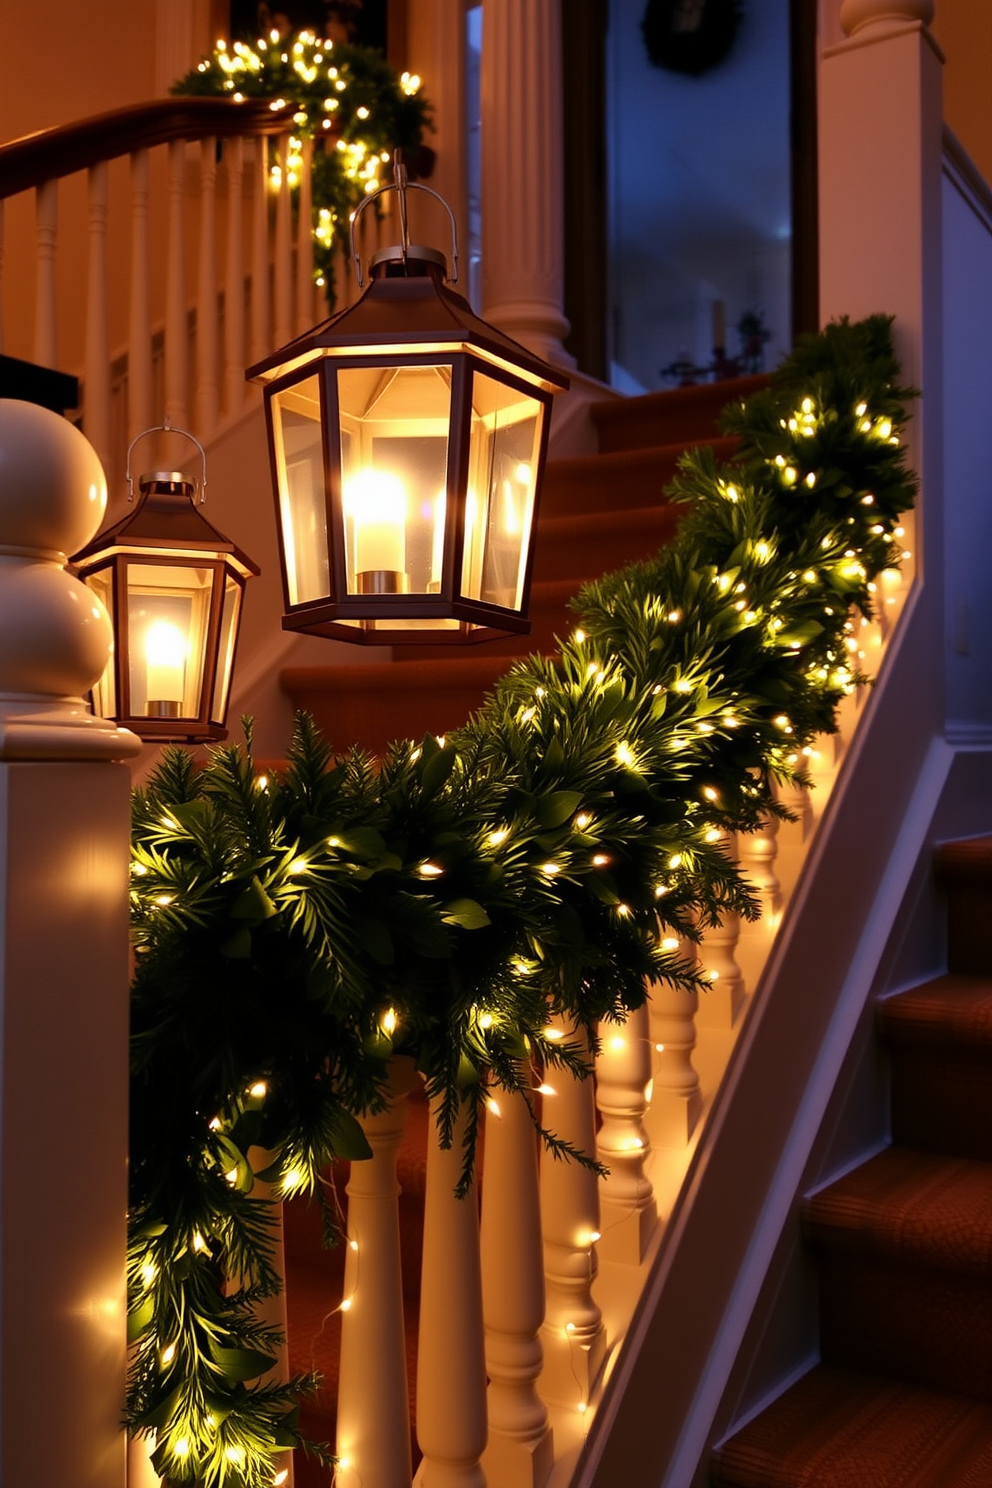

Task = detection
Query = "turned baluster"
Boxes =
[539,1017,605,1411]
[34,178,58,370]
[336,1059,416,1488]
[596,1003,657,1264]
[480,1081,553,1488]
[416,1090,487,1488]
[165,138,188,429]
[250,137,270,366]
[735,814,782,992]
[196,137,219,436]
[85,161,111,474]
[295,136,314,337]
[696,833,745,1029]
[223,136,246,421]
[274,133,292,349]
[646,950,703,1148]
[128,149,153,441]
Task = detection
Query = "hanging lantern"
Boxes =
[71,425,259,742]
[247,155,568,644]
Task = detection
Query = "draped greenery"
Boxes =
[126,316,917,1486]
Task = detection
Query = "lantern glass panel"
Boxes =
[271,375,329,605]
[210,574,243,724]
[463,373,543,611]
[337,363,451,596]
[126,563,212,718]
[85,565,117,719]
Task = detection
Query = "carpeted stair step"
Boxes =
[591,373,767,453]
[935,836,992,976]
[804,1146,992,1399]
[527,501,681,585]
[537,436,738,518]
[711,1365,992,1488]
[879,976,992,1162]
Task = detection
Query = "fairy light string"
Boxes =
[127,315,917,1484]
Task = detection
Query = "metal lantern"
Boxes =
[247,157,568,644]
[71,426,259,742]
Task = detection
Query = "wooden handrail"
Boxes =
[0,97,296,200]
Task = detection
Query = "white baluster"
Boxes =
[336,1059,415,1488]
[734,814,782,992]
[595,1004,657,1264]
[165,138,188,429]
[127,1429,160,1485]
[480,1081,553,1488]
[539,1017,605,1412]
[246,1171,294,1488]
[196,137,219,437]
[646,964,702,1147]
[34,178,58,370]
[224,136,245,420]
[695,833,746,1029]
[251,138,271,365]
[295,135,314,337]
[128,149,153,442]
[274,133,292,349]
[416,1091,487,1488]
[85,161,111,475]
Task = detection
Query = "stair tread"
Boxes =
[935,836,992,884]
[713,1365,992,1488]
[805,1146,992,1275]
[282,654,511,692]
[589,374,768,452]
[546,433,738,479]
[878,974,992,1050]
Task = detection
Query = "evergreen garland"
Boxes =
[127,316,917,1486]
[172,30,431,301]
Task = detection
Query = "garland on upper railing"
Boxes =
[126,316,917,1487]
[172,30,431,302]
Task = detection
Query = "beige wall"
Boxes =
[932,0,992,185]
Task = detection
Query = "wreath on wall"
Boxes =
[126,317,917,1487]
[641,0,744,76]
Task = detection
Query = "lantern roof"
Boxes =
[246,256,570,396]
[73,474,259,578]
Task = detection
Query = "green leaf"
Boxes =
[127,1292,155,1343]
[219,926,252,959]
[329,826,388,860]
[208,1342,278,1382]
[231,876,279,922]
[441,898,491,930]
[585,874,621,906]
[329,1108,373,1161]
[536,790,584,829]
[420,743,457,798]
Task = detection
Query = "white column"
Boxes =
[595,1005,657,1264]
[165,139,189,429]
[646,972,702,1149]
[336,1059,416,1488]
[480,0,573,367]
[128,149,154,443]
[695,835,745,1029]
[0,400,140,1488]
[734,816,782,993]
[415,1092,487,1488]
[539,1019,605,1412]
[224,137,246,420]
[34,179,58,370]
[196,137,219,436]
[480,1084,553,1488]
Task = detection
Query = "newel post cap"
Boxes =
[0,400,140,760]
[839,0,935,37]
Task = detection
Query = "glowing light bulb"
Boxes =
[144,618,187,710]
[249,1081,267,1098]
[339,1297,353,1312]
[345,468,407,575]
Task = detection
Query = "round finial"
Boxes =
[0,399,107,559]
[840,0,935,37]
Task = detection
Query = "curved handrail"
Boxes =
[0,97,297,199]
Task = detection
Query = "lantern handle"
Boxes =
[351,148,459,289]
[125,419,208,505]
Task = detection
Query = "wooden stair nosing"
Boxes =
[934,836,992,885]
[589,373,769,453]
[877,975,992,1052]
[538,435,739,516]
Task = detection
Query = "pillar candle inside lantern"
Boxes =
[145,618,187,707]
[347,468,408,574]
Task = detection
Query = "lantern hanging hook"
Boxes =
[350,148,459,288]
[125,419,208,505]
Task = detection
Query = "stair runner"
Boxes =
[279,375,765,1479]
[712,837,992,1488]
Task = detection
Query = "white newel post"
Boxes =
[336,1058,417,1488]
[595,1005,657,1264]
[480,0,573,368]
[416,1090,487,1488]
[539,1019,605,1411]
[480,1083,553,1488]
[0,400,140,1487]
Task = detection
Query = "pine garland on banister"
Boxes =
[127,316,917,1486]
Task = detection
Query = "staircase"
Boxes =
[280,375,766,755]
[712,837,992,1488]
